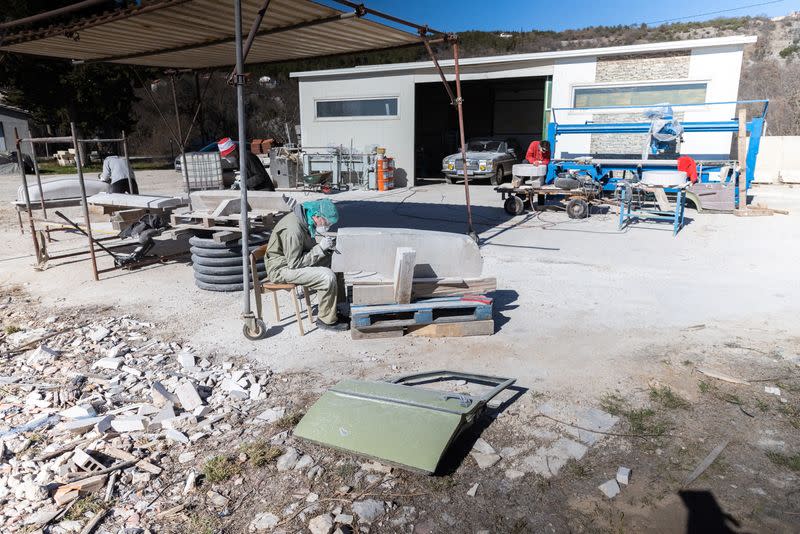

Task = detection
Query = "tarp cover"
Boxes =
[0,0,421,68]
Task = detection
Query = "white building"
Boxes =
[291,35,755,187]
[0,100,33,156]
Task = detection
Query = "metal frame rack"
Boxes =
[617,183,687,236]
[14,125,176,280]
[544,100,768,211]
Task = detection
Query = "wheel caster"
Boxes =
[503,195,525,215]
[242,319,268,340]
[566,198,589,219]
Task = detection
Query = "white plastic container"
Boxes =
[641,170,687,187]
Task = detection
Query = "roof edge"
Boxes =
[290,35,757,78]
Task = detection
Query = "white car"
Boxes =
[441,138,521,185]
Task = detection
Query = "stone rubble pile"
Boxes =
[0,312,277,532]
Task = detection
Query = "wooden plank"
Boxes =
[392,247,416,304]
[212,231,240,243]
[350,277,497,305]
[351,327,404,340]
[737,109,747,212]
[407,319,495,338]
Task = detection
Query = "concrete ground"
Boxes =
[1,170,799,401]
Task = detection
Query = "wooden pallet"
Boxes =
[350,295,493,339]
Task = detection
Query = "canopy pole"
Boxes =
[170,74,192,209]
[14,128,41,262]
[70,121,100,281]
[29,139,51,243]
[451,39,477,242]
[234,0,253,321]
[122,130,134,194]
[421,37,455,105]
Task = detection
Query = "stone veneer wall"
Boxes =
[589,51,691,155]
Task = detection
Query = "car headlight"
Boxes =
[447,161,454,170]
[479,160,487,171]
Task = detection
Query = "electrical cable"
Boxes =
[645,0,784,25]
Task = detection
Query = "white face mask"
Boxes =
[316,225,330,235]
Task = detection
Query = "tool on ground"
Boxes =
[54,211,165,267]
[294,370,516,474]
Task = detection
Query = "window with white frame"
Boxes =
[315,97,398,119]
[0,122,6,152]
[573,82,708,108]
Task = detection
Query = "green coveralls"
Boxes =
[264,211,338,324]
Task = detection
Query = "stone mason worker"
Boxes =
[264,198,348,331]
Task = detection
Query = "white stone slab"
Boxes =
[332,227,483,278]
[87,192,188,209]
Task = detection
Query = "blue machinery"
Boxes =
[544,100,769,213]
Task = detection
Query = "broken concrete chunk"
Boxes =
[599,479,621,498]
[73,448,106,472]
[471,437,496,455]
[207,490,228,507]
[62,416,105,435]
[88,327,110,342]
[183,471,197,495]
[59,404,97,419]
[150,381,178,407]
[95,415,114,434]
[352,499,385,523]
[466,483,479,497]
[121,365,142,377]
[110,417,147,433]
[221,378,249,399]
[334,513,354,525]
[174,381,204,411]
[309,513,334,534]
[276,447,299,471]
[470,452,501,469]
[522,438,588,478]
[177,351,196,369]
[616,466,631,485]
[93,357,123,370]
[164,429,189,444]
[26,345,60,367]
[250,512,279,531]
[505,469,525,480]
[765,386,781,396]
[256,407,285,423]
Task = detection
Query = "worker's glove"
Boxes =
[319,235,336,252]
[282,194,297,210]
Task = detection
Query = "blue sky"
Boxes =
[332,0,791,32]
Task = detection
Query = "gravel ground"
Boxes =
[1,170,799,531]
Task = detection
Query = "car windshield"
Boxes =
[467,140,502,152]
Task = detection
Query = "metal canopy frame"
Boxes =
[1,0,476,339]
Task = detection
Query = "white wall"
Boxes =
[550,57,597,157]
[682,44,745,157]
[0,111,32,156]
[298,73,415,186]
[754,136,800,183]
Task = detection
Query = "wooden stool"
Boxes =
[261,283,314,335]
[249,245,315,337]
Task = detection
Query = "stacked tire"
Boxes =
[190,233,268,292]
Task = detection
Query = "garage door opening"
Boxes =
[414,76,549,179]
